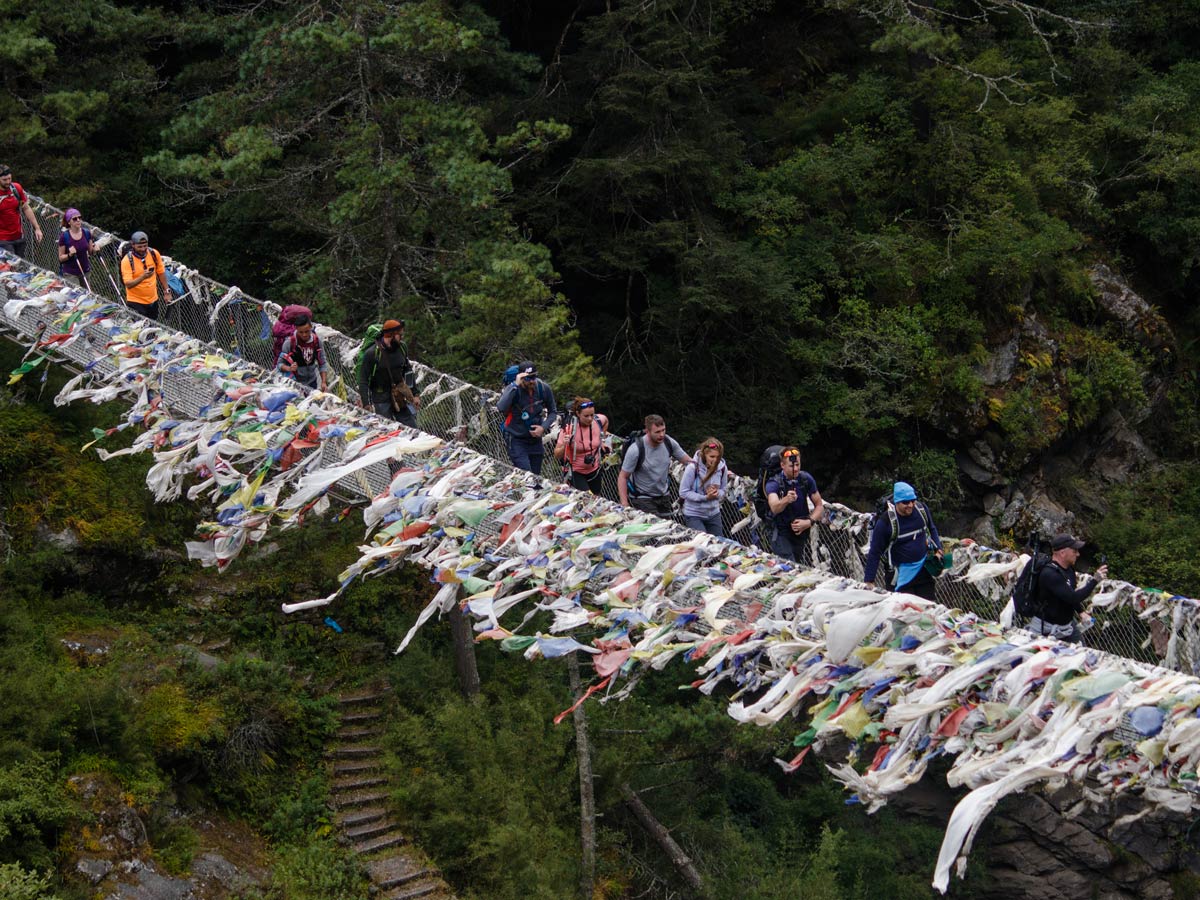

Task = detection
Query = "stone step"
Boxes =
[339,689,391,706]
[330,789,389,810]
[367,857,433,890]
[340,709,383,724]
[336,726,383,741]
[337,806,388,829]
[353,831,407,855]
[327,744,383,759]
[381,881,442,900]
[345,819,396,842]
[331,774,387,793]
[332,759,383,777]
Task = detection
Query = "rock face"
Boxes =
[895,780,1191,898]
[64,773,269,899]
[956,264,1171,546]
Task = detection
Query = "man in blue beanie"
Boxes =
[862,481,944,601]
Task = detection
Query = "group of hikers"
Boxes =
[492,357,1110,643]
[2,166,173,319]
[0,166,1109,644]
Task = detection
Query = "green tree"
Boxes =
[149,0,601,395]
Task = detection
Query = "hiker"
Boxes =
[358,319,420,429]
[1027,534,1109,643]
[678,437,729,536]
[497,361,557,474]
[57,208,95,289]
[0,165,42,258]
[120,231,169,320]
[617,414,692,517]
[276,313,329,392]
[764,446,825,562]
[554,396,609,494]
[863,481,944,600]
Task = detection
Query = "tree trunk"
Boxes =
[448,604,480,698]
[568,655,596,900]
[620,782,707,898]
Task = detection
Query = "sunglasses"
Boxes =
[69,216,82,222]
[578,401,595,410]
[781,450,800,459]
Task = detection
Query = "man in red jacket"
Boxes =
[0,166,43,259]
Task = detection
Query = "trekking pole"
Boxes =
[96,256,127,307]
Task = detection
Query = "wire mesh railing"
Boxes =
[9,197,1200,671]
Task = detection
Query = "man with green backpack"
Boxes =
[358,319,420,429]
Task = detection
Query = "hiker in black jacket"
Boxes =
[359,319,420,429]
[1029,533,1109,643]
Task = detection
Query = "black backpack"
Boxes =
[1012,543,1051,618]
[752,445,785,521]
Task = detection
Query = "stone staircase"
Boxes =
[329,685,454,900]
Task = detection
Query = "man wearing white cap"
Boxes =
[863,481,943,600]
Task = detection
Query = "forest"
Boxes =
[5,0,1200,897]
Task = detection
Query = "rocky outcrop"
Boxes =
[955,264,1171,545]
[65,773,270,899]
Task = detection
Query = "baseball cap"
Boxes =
[1051,534,1085,551]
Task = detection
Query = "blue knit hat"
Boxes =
[893,481,917,502]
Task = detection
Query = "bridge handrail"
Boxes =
[16,195,1200,673]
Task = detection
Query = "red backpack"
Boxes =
[271,304,313,365]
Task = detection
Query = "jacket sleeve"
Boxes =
[316,339,329,373]
[358,346,375,403]
[679,465,705,502]
[496,384,517,414]
[276,337,291,371]
[863,517,892,583]
[1039,566,1097,614]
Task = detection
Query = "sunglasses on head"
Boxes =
[578,401,595,410]
[781,450,800,459]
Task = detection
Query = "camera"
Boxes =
[583,452,596,466]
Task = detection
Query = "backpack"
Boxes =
[503,364,521,386]
[165,270,186,299]
[271,304,313,366]
[753,445,785,521]
[1012,543,1052,619]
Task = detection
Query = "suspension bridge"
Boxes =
[4,198,1200,893]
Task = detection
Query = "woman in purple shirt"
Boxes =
[57,207,95,290]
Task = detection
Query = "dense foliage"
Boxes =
[8,0,1200,486]
[9,0,1200,895]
